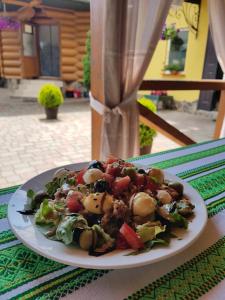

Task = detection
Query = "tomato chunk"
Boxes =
[116,233,129,249]
[112,176,131,193]
[76,168,86,184]
[102,173,114,185]
[66,191,83,212]
[119,223,144,250]
[145,177,159,191]
[135,174,147,187]
[106,164,122,177]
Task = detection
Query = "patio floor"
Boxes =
[0,88,215,188]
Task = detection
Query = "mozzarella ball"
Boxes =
[132,192,156,217]
[83,168,103,184]
[157,190,172,204]
[83,192,113,214]
[148,168,164,184]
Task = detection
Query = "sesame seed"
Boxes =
[96,205,99,208]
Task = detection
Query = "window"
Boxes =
[23,24,36,56]
[166,29,189,72]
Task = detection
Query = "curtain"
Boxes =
[90,0,172,160]
[208,0,225,136]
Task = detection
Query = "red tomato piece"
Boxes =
[76,168,86,184]
[146,178,159,191]
[106,164,122,177]
[116,233,129,249]
[119,223,144,250]
[112,176,131,193]
[102,173,114,185]
[135,174,147,187]
[66,191,83,212]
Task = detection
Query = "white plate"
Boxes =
[8,163,208,269]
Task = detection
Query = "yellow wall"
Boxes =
[144,0,209,102]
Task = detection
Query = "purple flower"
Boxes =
[0,17,20,30]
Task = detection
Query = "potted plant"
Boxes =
[164,63,183,74]
[38,83,64,120]
[138,97,157,155]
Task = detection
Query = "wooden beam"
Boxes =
[2,0,41,7]
[138,103,196,146]
[214,90,225,139]
[17,7,35,21]
[90,0,104,160]
[140,80,225,91]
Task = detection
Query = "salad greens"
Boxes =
[22,157,195,256]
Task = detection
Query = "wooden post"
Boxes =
[90,0,104,159]
[214,90,225,138]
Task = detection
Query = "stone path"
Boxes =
[0,88,215,188]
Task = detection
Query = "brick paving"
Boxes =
[0,87,215,188]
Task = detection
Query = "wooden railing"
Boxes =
[139,79,225,146]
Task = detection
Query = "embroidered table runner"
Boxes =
[1,139,225,300]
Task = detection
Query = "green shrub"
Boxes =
[138,97,157,148]
[83,31,91,89]
[38,84,64,108]
[164,64,183,72]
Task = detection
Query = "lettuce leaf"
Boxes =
[126,238,168,256]
[171,212,188,229]
[92,225,115,252]
[137,223,166,243]
[56,215,88,245]
[35,200,59,225]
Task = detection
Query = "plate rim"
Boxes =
[8,163,208,269]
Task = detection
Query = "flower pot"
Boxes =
[140,144,152,156]
[45,107,58,120]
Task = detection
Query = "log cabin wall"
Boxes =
[44,8,90,82]
[0,29,22,78]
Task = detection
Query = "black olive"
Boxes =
[94,179,110,193]
[168,182,184,196]
[85,213,101,226]
[73,228,84,244]
[138,169,146,174]
[32,191,49,209]
[88,160,105,172]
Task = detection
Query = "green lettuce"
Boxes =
[92,225,115,251]
[171,212,188,229]
[56,215,88,245]
[137,223,166,243]
[35,200,59,225]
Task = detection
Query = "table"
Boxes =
[1,138,225,300]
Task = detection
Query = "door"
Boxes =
[39,25,60,77]
[198,31,223,111]
[22,23,39,78]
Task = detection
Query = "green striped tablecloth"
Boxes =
[1,138,225,300]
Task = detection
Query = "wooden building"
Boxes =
[0,0,90,83]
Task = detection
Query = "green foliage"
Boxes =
[163,25,177,40]
[38,84,64,108]
[138,97,157,113]
[138,97,157,148]
[164,64,183,72]
[83,31,91,89]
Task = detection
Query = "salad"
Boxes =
[23,157,195,256]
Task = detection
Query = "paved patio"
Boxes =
[0,87,215,188]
